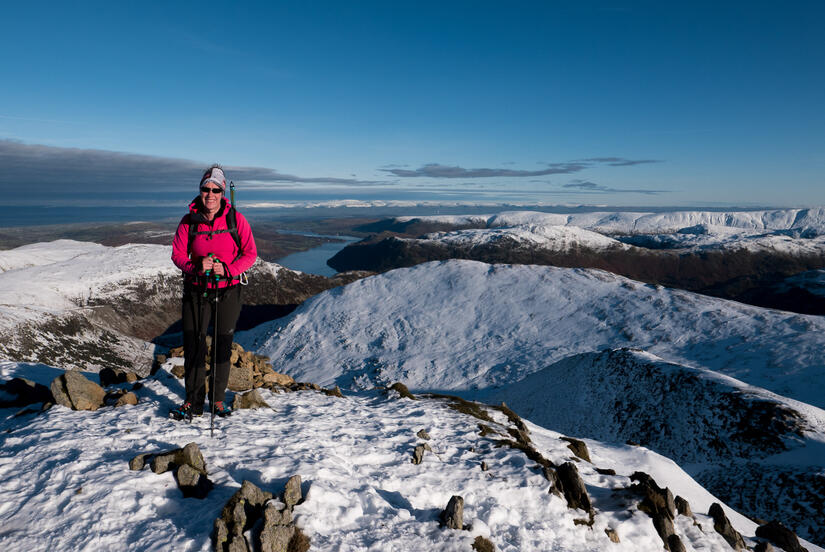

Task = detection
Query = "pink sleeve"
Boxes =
[171,216,198,275]
[225,212,257,276]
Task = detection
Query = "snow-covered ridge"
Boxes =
[418,224,627,252]
[400,207,825,235]
[241,260,825,409]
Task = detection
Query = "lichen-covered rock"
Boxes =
[50,370,105,411]
[440,495,464,530]
[214,480,274,552]
[115,392,138,407]
[262,371,294,387]
[283,475,302,508]
[232,389,269,410]
[709,503,746,550]
[259,525,294,552]
[129,453,150,471]
[472,535,496,551]
[222,361,252,392]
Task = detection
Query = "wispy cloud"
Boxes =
[382,162,588,178]
[563,179,668,195]
[383,157,661,178]
[577,157,661,167]
[0,139,384,195]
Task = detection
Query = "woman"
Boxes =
[170,164,257,420]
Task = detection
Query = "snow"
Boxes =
[0,240,177,330]
[243,260,825,409]
[419,224,626,252]
[3,360,809,551]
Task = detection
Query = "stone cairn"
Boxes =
[167,341,294,392]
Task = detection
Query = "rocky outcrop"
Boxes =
[50,370,106,411]
[214,476,308,552]
[755,520,808,552]
[556,462,593,515]
[472,535,496,551]
[708,503,746,550]
[630,472,678,550]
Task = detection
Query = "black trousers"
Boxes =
[181,283,243,407]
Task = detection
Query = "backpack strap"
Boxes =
[186,208,244,263]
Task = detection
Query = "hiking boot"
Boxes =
[169,402,203,421]
[213,401,232,417]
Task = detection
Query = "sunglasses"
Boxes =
[200,186,223,194]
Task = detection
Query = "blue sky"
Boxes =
[1,0,823,209]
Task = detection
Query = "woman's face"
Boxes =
[200,183,223,212]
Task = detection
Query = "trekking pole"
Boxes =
[210,268,219,438]
[203,253,215,299]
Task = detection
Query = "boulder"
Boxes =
[754,543,776,552]
[150,442,207,475]
[440,495,464,530]
[755,520,807,552]
[416,429,431,440]
[412,443,432,465]
[114,392,138,407]
[175,463,213,499]
[283,475,302,508]
[708,503,746,550]
[50,370,105,411]
[233,389,269,410]
[227,363,254,392]
[388,382,416,400]
[557,462,592,513]
[5,377,53,405]
[605,527,620,543]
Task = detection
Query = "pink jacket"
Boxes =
[171,198,257,289]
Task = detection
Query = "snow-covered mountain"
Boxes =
[1,240,824,550]
[405,206,825,236]
[0,240,356,373]
[245,260,825,409]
